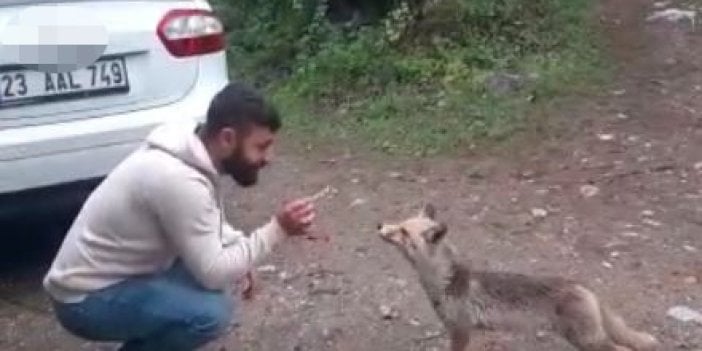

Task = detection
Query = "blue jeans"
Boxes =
[51,262,238,351]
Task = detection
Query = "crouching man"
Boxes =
[43,82,316,351]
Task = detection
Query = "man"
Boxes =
[43,82,316,350]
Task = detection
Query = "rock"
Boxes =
[379,304,399,320]
[409,317,422,327]
[617,113,630,120]
[354,246,369,257]
[580,184,600,198]
[667,305,702,325]
[621,231,640,238]
[388,171,404,179]
[683,245,698,252]
[423,330,443,339]
[531,208,548,219]
[391,277,408,288]
[535,189,549,196]
[597,133,615,141]
[349,198,367,208]
[485,72,525,95]
[694,162,702,171]
[642,218,663,227]
[467,169,486,180]
[684,276,698,284]
[381,141,396,151]
[627,135,640,143]
[601,261,614,269]
[641,210,655,217]
[612,89,627,96]
[653,1,671,9]
[646,8,696,25]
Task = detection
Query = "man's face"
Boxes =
[220,125,275,187]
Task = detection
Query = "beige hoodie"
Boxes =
[43,120,285,303]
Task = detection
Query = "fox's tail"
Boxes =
[600,304,659,351]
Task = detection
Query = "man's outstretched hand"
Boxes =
[276,198,316,235]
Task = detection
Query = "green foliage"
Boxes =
[210,0,603,154]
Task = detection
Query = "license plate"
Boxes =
[0,57,130,108]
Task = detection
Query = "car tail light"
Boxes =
[157,9,225,57]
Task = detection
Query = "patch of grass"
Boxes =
[215,0,607,155]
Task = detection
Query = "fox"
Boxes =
[377,204,660,351]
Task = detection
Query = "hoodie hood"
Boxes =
[145,121,219,178]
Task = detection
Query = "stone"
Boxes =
[379,304,399,320]
[388,171,403,179]
[349,198,368,208]
[667,305,702,325]
[580,184,600,198]
[531,208,548,218]
[642,218,662,227]
[684,276,698,284]
[683,245,698,252]
[485,72,525,95]
[597,133,615,141]
[653,1,671,9]
[621,231,640,238]
[646,8,696,26]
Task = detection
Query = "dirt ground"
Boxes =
[2,0,702,350]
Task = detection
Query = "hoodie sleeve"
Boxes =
[150,173,286,290]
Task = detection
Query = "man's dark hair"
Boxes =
[204,82,281,135]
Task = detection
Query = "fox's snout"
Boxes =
[376,223,398,242]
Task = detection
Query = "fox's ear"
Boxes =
[420,203,437,219]
[423,222,448,244]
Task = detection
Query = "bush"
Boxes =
[211,0,602,154]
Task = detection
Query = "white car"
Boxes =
[0,0,229,220]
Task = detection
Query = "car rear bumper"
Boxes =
[0,178,102,224]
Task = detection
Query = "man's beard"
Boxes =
[221,149,263,187]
